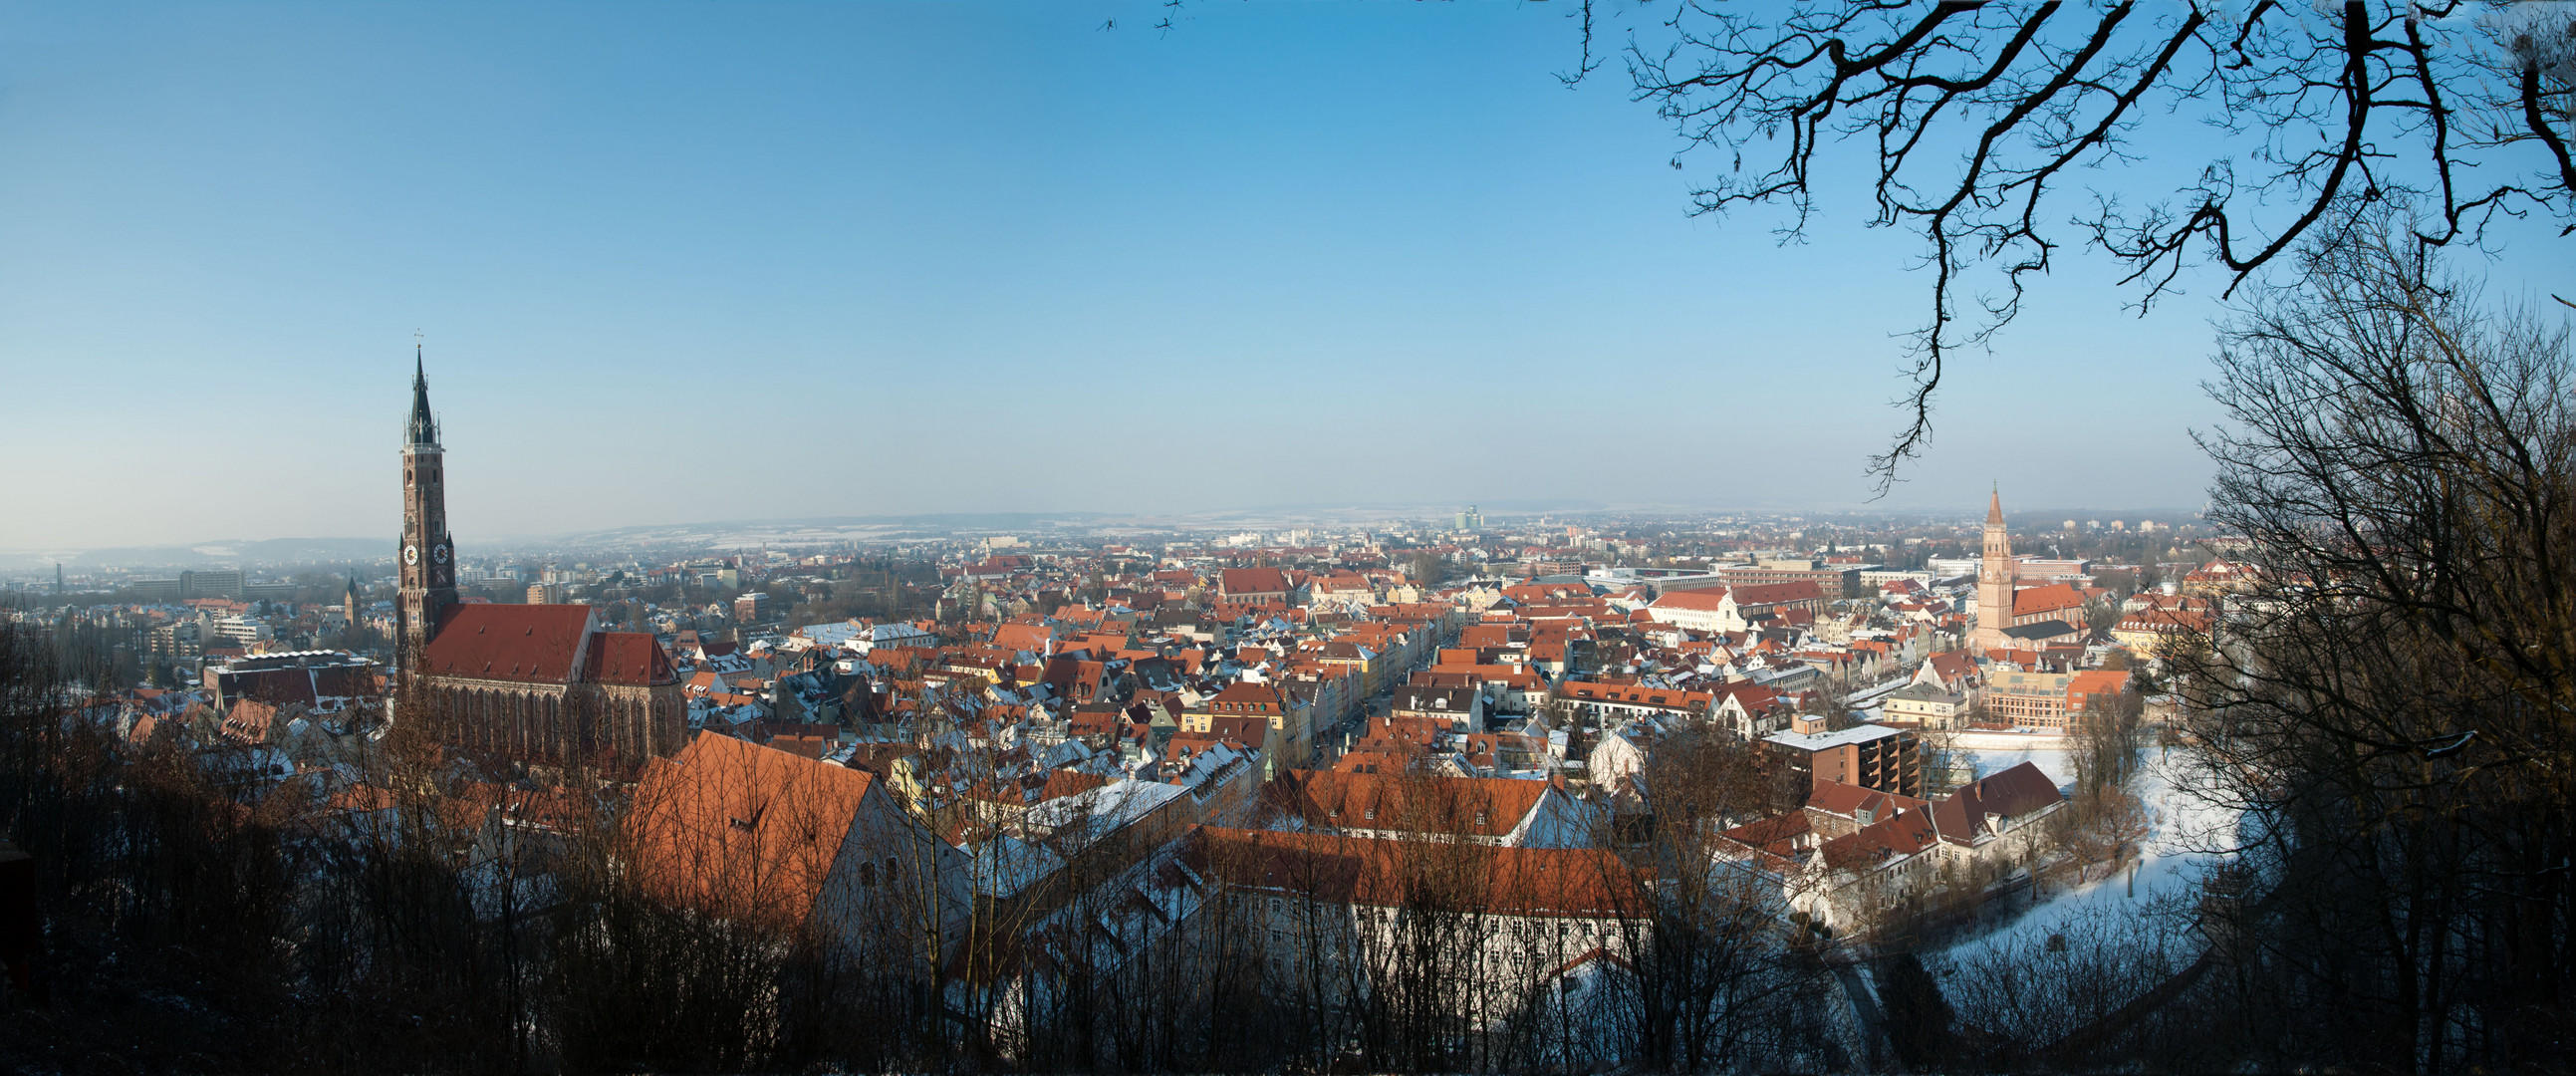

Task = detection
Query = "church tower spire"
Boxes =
[406,344,439,448]
[1972,484,2014,655]
[396,346,458,673]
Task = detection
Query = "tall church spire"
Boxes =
[397,345,457,672]
[406,345,438,447]
[1972,485,2013,655]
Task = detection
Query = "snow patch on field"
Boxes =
[1964,745,2070,787]
[1939,746,2243,971]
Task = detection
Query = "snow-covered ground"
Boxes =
[1937,745,2244,970]
[1962,745,2070,786]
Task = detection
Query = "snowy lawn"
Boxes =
[1935,745,2244,975]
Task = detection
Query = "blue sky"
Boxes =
[1,2,2561,550]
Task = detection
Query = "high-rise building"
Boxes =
[1454,505,1483,531]
[181,570,244,599]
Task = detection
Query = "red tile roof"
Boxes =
[626,732,879,929]
[2011,582,2089,618]
[1819,803,1941,870]
[425,604,595,683]
[1930,761,2063,845]
[582,631,678,686]
[1651,588,1730,612]
[1218,567,1291,596]
[1266,768,1550,839]
[1806,778,1930,820]
[1731,580,1824,607]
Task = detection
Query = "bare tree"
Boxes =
[2166,215,2574,1069]
[1574,1,2576,485]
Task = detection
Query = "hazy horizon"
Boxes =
[1,497,2219,575]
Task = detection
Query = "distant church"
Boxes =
[396,351,683,771]
[1968,488,2086,655]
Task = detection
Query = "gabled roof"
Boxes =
[1920,652,1976,687]
[1930,761,2063,845]
[1819,803,1940,871]
[1719,810,1813,857]
[1650,588,1729,612]
[1806,778,1930,820]
[1203,680,1287,711]
[2011,582,2088,617]
[582,632,678,686]
[425,604,595,683]
[626,732,881,929]
[1265,768,1549,840]
[1218,567,1292,595]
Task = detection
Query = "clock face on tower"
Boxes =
[403,544,419,566]
[431,542,450,565]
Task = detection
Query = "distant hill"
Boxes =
[0,537,397,572]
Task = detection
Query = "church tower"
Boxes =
[1972,485,2013,654]
[396,348,459,672]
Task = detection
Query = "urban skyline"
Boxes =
[5,5,2570,1072]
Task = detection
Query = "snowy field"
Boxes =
[1936,746,2245,973]
[1961,744,2070,787]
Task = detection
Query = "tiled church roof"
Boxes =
[585,631,679,686]
[426,604,595,683]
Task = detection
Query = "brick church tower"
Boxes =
[391,347,685,774]
[396,348,459,673]
[1971,486,2014,655]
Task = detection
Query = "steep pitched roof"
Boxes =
[626,732,880,929]
[1806,778,1931,820]
[1218,567,1292,596]
[1920,652,1977,688]
[1930,761,2063,846]
[2011,582,2089,618]
[1203,680,1287,712]
[1819,803,1941,871]
[425,603,595,683]
[1719,810,1813,858]
[582,631,678,686]
[1265,768,1549,840]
